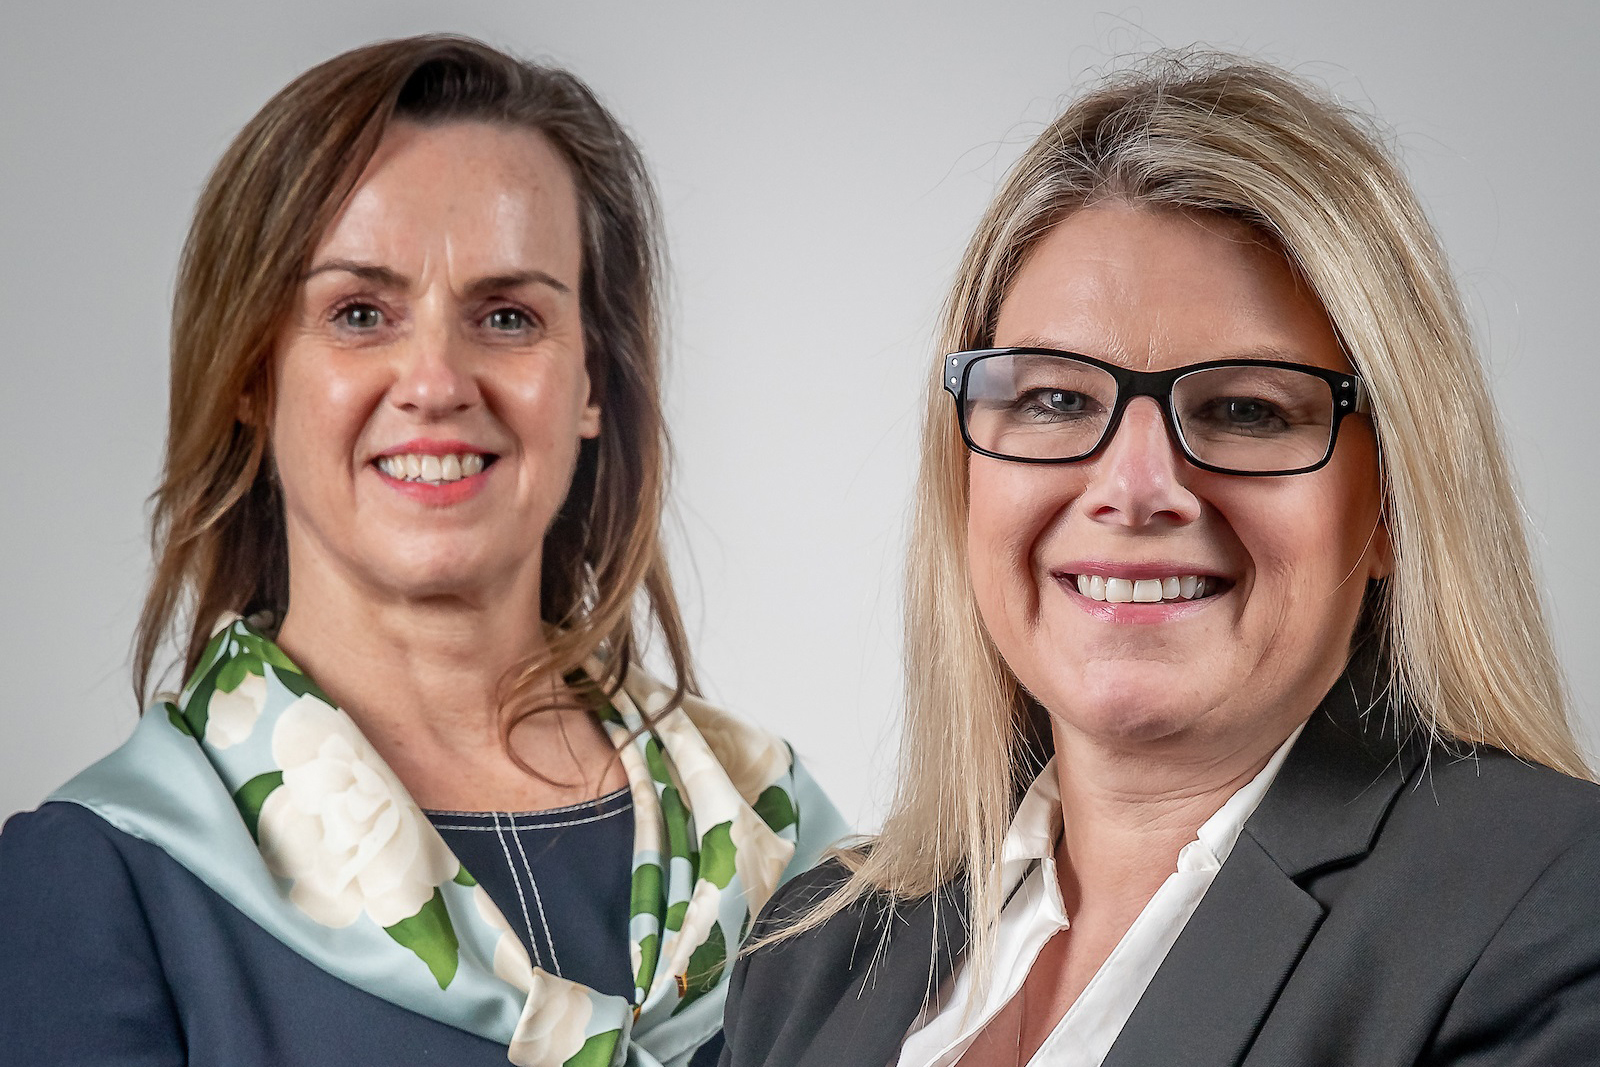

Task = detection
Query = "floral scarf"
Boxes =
[53,618,845,1066]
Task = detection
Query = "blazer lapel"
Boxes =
[1104,663,1420,1067]
[1101,834,1322,1066]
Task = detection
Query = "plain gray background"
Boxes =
[3,0,1596,829]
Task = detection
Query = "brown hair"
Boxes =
[135,34,696,737]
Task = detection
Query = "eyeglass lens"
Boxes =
[962,352,1339,473]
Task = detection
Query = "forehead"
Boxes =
[311,120,582,273]
[994,203,1345,372]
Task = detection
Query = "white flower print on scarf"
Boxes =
[475,885,605,1066]
[684,699,791,805]
[204,670,266,749]
[258,696,457,928]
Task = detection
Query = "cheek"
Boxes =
[966,461,1071,617]
[1224,475,1382,632]
[538,356,601,442]
[495,374,572,455]
[270,350,384,493]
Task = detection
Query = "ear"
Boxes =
[577,367,601,440]
[238,388,265,429]
[237,360,275,430]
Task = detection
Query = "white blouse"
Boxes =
[896,724,1304,1067]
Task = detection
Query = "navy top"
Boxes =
[0,798,723,1066]
[426,786,635,999]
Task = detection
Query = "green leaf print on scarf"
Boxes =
[631,862,665,920]
[565,1029,623,1067]
[273,661,334,704]
[633,933,659,995]
[453,866,478,887]
[697,822,736,888]
[216,650,262,695]
[180,653,225,739]
[235,628,298,673]
[752,785,797,833]
[385,888,460,989]
[233,771,284,843]
[165,702,193,736]
[671,923,726,1015]
[659,785,693,868]
[644,736,673,784]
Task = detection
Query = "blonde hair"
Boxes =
[135,35,696,740]
[783,52,1585,975]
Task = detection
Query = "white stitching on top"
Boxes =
[430,805,630,832]
[507,811,562,976]
[423,786,630,818]
[491,811,541,969]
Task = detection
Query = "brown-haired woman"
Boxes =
[0,35,843,1067]
[721,54,1600,1066]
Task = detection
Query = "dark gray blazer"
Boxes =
[720,674,1600,1066]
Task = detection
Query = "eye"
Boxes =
[1192,396,1292,434]
[483,306,533,332]
[1225,398,1272,423]
[1019,388,1097,419]
[333,302,384,330]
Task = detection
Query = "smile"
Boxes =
[1068,573,1226,603]
[374,452,491,485]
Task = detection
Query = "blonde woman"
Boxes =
[722,56,1600,1067]
[0,36,843,1067]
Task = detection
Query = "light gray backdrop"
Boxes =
[3,0,1596,828]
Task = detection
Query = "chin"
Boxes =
[1039,667,1215,746]
[362,550,501,602]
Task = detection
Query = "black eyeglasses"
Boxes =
[943,347,1371,476]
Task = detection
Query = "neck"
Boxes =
[272,549,622,811]
[1048,716,1299,913]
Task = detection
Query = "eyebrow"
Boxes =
[302,260,572,296]
[464,270,572,298]
[1004,335,1307,363]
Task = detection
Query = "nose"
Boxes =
[387,318,479,417]
[1075,397,1202,528]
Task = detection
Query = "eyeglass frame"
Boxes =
[942,346,1372,477]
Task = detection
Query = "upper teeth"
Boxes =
[1074,574,1214,603]
[376,453,485,483]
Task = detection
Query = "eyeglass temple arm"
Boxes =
[1351,376,1372,415]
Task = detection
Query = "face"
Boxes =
[968,203,1390,759]
[271,120,596,608]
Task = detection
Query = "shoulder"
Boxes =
[1402,743,1600,855]
[743,856,965,985]
[1424,800,1600,1060]
[748,856,860,938]
[738,857,902,983]
[724,859,966,1067]
[0,800,140,883]
[0,802,185,1058]
[0,801,177,936]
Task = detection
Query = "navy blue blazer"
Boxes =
[721,677,1600,1066]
